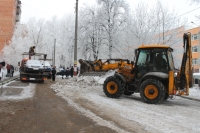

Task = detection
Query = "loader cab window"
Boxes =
[135,49,151,78]
[153,49,168,72]
[136,50,150,66]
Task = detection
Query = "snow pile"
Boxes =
[189,87,200,99]
[77,70,115,85]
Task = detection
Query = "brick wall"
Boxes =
[0,0,20,51]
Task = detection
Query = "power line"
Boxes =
[23,5,50,16]
[177,6,200,18]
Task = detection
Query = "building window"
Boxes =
[192,46,198,52]
[192,58,197,64]
[192,34,198,40]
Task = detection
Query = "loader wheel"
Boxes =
[103,76,123,98]
[114,75,126,89]
[140,78,166,104]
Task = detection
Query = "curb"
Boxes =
[0,76,19,95]
[0,76,19,86]
[179,96,200,102]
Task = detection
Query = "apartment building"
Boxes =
[0,0,21,51]
[186,27,200,72]
[160,26,200,73]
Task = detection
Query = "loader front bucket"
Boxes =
[79,59,94,75]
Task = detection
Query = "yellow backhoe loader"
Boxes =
[79,33,193,104]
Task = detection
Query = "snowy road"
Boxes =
[51,76,200,133]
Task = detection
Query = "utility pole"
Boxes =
[52,48,53,66]
[74,0,78,76]
[51,35,56,67]
[54,38,56,67]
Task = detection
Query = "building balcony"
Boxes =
[16,14,21,22]
[16,7,21,15]
[17,0,21,5]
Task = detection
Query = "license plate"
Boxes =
[33,68,39,70]
[30,78,35,80]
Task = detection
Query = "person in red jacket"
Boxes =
[6,64,11,76]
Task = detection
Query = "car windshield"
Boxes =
[27,60,41,64]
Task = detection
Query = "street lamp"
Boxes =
[51,35,56,67]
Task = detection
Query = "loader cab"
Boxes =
[134,45,174,80]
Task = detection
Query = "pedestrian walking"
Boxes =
[10,65,14,77]
[70,66,74,77]
[61,68,65,79]
[77,67,79,75]
[65,67,70,78]
[6,64,11,77]
[51,66,56,81]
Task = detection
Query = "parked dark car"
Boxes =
[56,68,65,75]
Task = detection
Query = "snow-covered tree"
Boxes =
[3,23,32,66]
[188,0,200,3]
[97,0,129,58]
[79,5,104,60]
[26,18,45,52]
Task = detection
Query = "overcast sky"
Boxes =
[20,0,200,26]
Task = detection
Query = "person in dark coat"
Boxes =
[65,67,70,78]
[10,65,14,77]
[29,46,35,59]
[61,69,65,79]
[51,66,56,81]
[70,66,74,77]
[77,67,79,75]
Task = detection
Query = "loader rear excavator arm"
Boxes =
[178,32,193,95]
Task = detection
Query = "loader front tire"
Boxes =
[140,78,166,104]
[103,76,123,98]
